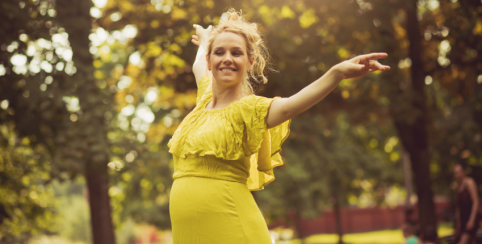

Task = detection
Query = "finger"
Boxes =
[191,39,200,46]
[208,25,213,30]
[192,35,199,40]
[368,66,390,72]
[362,52,388,60]
[368,61,386,70]
[370,60,391,71]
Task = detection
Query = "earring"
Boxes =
[208,67,211,71]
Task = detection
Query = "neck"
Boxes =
[457,177,465,184]
[210,78,245,109]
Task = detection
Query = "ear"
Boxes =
[248,55,255,69]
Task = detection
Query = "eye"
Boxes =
[214,50,223,55]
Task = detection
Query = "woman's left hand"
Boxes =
[191,24,212,47]
[333,53,390,80]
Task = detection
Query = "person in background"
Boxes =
[453,163,480,244]
[420,225,438,244]
[405,207,420,237]
[402,223,421,244]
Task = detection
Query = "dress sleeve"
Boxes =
[240,95,291,191]
[196,75,210,104]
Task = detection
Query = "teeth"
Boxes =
[221,69,234,71]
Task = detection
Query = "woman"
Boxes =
[168,9,390,244]
[454,163,480,244]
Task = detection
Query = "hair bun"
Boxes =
[227,10,240,21]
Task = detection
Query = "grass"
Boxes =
[286,223,454,244]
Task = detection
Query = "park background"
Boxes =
[1,0,482,243]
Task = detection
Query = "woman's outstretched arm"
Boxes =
[267,53,390,128]
[191,24,212,85]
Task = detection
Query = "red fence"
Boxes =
[269,199,452,237]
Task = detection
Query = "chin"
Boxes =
[214,74,242,84]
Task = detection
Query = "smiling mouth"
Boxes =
[220,68,236,72]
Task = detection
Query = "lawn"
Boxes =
[286,223,454,244]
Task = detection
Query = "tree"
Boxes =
[0,0,70,241]
[54,0,117,242]
[1,0,118,242]
[400,0,437,232]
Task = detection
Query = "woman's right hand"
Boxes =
[332,53,390,80]
[191,24,212,47]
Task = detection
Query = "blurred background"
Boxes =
[1,0,482,243]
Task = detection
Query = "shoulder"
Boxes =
[236,94,265,107]
[465,177,477,188]
[199,75,211,89]
[234,95,276,116]
[242,94,267,102]
[239,95,274,106]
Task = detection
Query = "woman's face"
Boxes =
[453,164,465,181]
[207,32,252,89]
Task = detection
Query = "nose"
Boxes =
[223,53,233,64]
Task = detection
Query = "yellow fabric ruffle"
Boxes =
[168,75,290,191]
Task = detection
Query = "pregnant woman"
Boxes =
[168,9,390,244]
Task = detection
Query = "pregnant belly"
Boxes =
[169,177,272,244]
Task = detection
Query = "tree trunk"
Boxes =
[55,0,117,243]
[86,162,116,244]
[402,149,413,208]
[294,204,306,244]
[400,0,438,235]
[333,191,344,244]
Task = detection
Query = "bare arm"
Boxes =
[467,178,479,227]
[267,53,390,128]
[191,24,212,85]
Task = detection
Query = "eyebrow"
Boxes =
[213,46,244,51]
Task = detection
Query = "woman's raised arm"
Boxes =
[266,53,390,128]
[191,24,212,85]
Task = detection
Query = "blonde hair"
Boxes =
[207,9,272,95]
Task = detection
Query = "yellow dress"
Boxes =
[168,75,290,244]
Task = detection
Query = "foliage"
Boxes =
[257,113,401,221]
[0,124,56,242]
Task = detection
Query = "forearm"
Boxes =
[468,180,479,225]
[193,41,209,84]
[469,198,479,224]
[285,68,343,115]
[267,67,343,128]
